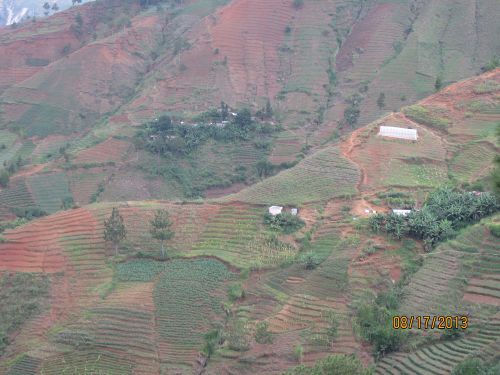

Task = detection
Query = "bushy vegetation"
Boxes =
[263,212,305,234]
[254,321,273,344]
[343,94,362,126]
[227,283,244,302]
[375,190,415,209]
[0,273,50,356]
[299,251,321,270]
[136,110,276,157]
[403,105,450,130]
[370,187,498,249]
[12,206,47,220]
[0,218,28,233]
[452,358,500,375]
[355,289,407,359]
[284,354,372,375]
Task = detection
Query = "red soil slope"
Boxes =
[209,0,293,100]
[0,11,164,134]
[73,137,131,165]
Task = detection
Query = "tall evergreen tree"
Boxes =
[104,208,127,256]
[150,209,174,256]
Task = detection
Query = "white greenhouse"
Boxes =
[378,126,418,140]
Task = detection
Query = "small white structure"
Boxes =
[268,206,283,216]
[290,208,298,216]
[379,126,418,141]
[392,209,412,216]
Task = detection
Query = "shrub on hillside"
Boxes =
[0,170,9,187]
[13,207,47,220]
[254,321,273,344]
[227,283,244,301]
[486,221,500,238]
[451,358,487,375]
[224,319,250,351]
[299,251,321,270]
[264,212,305,234]
[355,290,407,359]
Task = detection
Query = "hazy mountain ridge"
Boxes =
[0,0,89,26]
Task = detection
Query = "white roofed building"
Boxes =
[392,209,412,216]
[378,126,418,141]
[268,206,283,216]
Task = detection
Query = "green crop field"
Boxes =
[227,147,360,205]
[449,142,497,182]
[152,258,232,364]
[0,178,35,209]
[27,172,72,213]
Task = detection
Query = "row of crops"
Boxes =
[0,172,73,214]
[189,205,265,268]
[229,147,360,205]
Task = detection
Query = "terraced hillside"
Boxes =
[347,68,500,200]
[225,147,360,205]
[0,2,499,375]
[376,215,500,375]
[0,0,497,206]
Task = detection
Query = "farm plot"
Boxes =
[68,169,108,205]
[375,316,500,375]
[350,117,448,191]
[401,217,500,316]
[189,204,266,268]
[5,355,41,375]
[89,305,159,375]
[227,147,360,205]
[449,142,497,182]
[0,178,35,209]
[31,135,70,162]
[91,202,219,257]
[27,172,72,214]
[152,258,233,365]
[72,137,131,165]
[39,351,134,375]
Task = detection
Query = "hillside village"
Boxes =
[0,1,499,375]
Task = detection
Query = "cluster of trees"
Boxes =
[43,2,59,16]
[344,94,362,126]
[370,187,498,249]
[136,108,274,157]
[104,207,174,256]
[263,212,305,234]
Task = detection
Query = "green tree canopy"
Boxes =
[150,209,174,256]
[104,208,127,255]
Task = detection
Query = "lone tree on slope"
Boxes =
[150,209,174,257]
[104,208,127,256]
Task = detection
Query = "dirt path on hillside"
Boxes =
[11,163,48,178]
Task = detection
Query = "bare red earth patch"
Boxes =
[73,137,131,165]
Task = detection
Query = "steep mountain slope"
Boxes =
[0,68,498,374]
[0,0,498,213]
[0,1,91,26]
